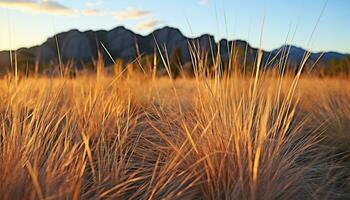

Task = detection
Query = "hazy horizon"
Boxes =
[0,0,349,54]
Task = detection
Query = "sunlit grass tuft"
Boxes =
[0,55,349,199]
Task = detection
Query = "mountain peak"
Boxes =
[151,26,184,38]
[109,26,128,32]
[0,26,347,70]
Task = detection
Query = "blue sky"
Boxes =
[0,0,349,53]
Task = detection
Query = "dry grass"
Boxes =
[0,73,349,199]
[0,52,350,199]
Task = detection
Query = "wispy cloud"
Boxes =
[136,19,161,31]
[82,9,105,16]
[0,0,75,15]
[198,0,209,6]
[115,7,151,21]
[84,0,103,8]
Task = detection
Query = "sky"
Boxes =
[0,0,349,53]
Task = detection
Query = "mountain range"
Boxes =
[0,26,347,72]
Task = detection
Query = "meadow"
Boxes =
[0,48,350,200]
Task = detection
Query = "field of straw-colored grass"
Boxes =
[0,71,349,199]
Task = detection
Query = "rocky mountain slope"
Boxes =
[0,26,347,71]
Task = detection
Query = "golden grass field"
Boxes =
[0,39,348,199]
[0,69,349,199]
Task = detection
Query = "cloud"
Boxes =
[136,19,161,31]
[82,9,105,16]
[84,0,103,8]
[198,0,209,6]
[115,8,151,21]
[0,0,75,15]
[84,2,94,7]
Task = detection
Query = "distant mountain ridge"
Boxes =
[0,26,348,71]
